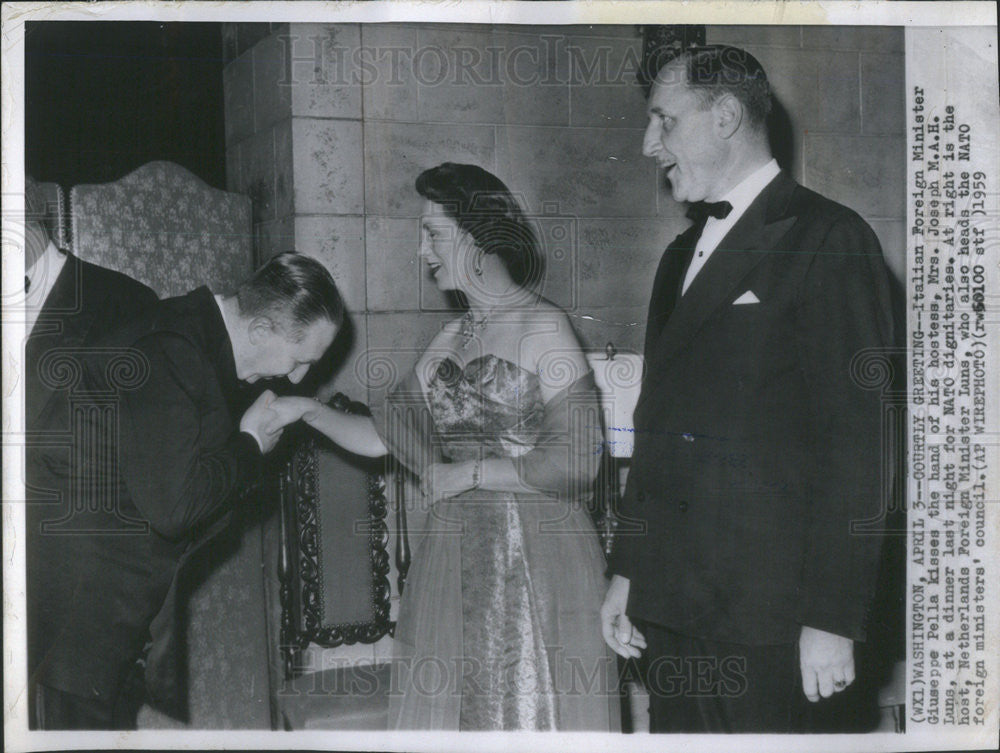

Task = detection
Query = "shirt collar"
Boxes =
[202,288,244,401]
[26,240,67,311]
[717,158,781,219]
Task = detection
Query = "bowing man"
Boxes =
[28,248,343,729]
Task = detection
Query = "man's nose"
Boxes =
[642,119,660,157]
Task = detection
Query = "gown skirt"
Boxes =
[375,355,619,731]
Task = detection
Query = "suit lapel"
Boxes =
[643,223,702,356]
[26,257,100,427]
[638,173,800,408]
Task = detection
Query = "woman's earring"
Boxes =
[473,254,483,277]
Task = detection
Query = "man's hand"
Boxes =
[799,625,854,702]
[261,396,321,435]
[600,575,646,658]
[240,389,283,454]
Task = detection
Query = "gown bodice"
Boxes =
[425,354,545,462]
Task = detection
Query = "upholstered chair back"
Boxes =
[70,160,252,297]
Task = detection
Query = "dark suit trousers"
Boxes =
[31,661,145,730]
[639,622,801,733]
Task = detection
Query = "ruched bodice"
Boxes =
[426,355,544,461]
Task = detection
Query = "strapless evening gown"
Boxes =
[377,354,619,731]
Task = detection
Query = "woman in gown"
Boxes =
[266,163,618,731]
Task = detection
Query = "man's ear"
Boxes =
[247,316,276,345]
[714,94,743,139]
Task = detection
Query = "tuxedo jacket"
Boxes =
[27,284,261,709]
[26,254,157,694]
[607,172,895,646]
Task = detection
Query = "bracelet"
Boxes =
[471,458,481,490]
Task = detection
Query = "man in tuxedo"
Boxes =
[600,46,895,732]
[27,247,344,729]
[24,175,159,727]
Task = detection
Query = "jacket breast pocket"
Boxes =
[706,301,800,392]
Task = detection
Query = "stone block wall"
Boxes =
[710,25,906,281]
[222,21,905,674]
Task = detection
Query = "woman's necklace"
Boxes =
[459,308,492,350]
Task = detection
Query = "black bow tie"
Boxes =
[685,200,733,223]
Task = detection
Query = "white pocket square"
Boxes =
[733,290,760,305]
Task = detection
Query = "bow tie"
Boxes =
[685,200,733,223]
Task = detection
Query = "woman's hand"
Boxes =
[421,461,476,501]
[240,389,283,453]
[262,396,322,434]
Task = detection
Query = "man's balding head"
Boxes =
[657,46,772,134]
[643,46,774,203]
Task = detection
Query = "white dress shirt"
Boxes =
[25,240,67,335]
[682,159,781,295]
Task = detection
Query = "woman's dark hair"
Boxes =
[237,252,345,339]
[415,163,544,289]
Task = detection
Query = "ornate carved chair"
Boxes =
[273,394,410,730]
[277,400,393,672]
